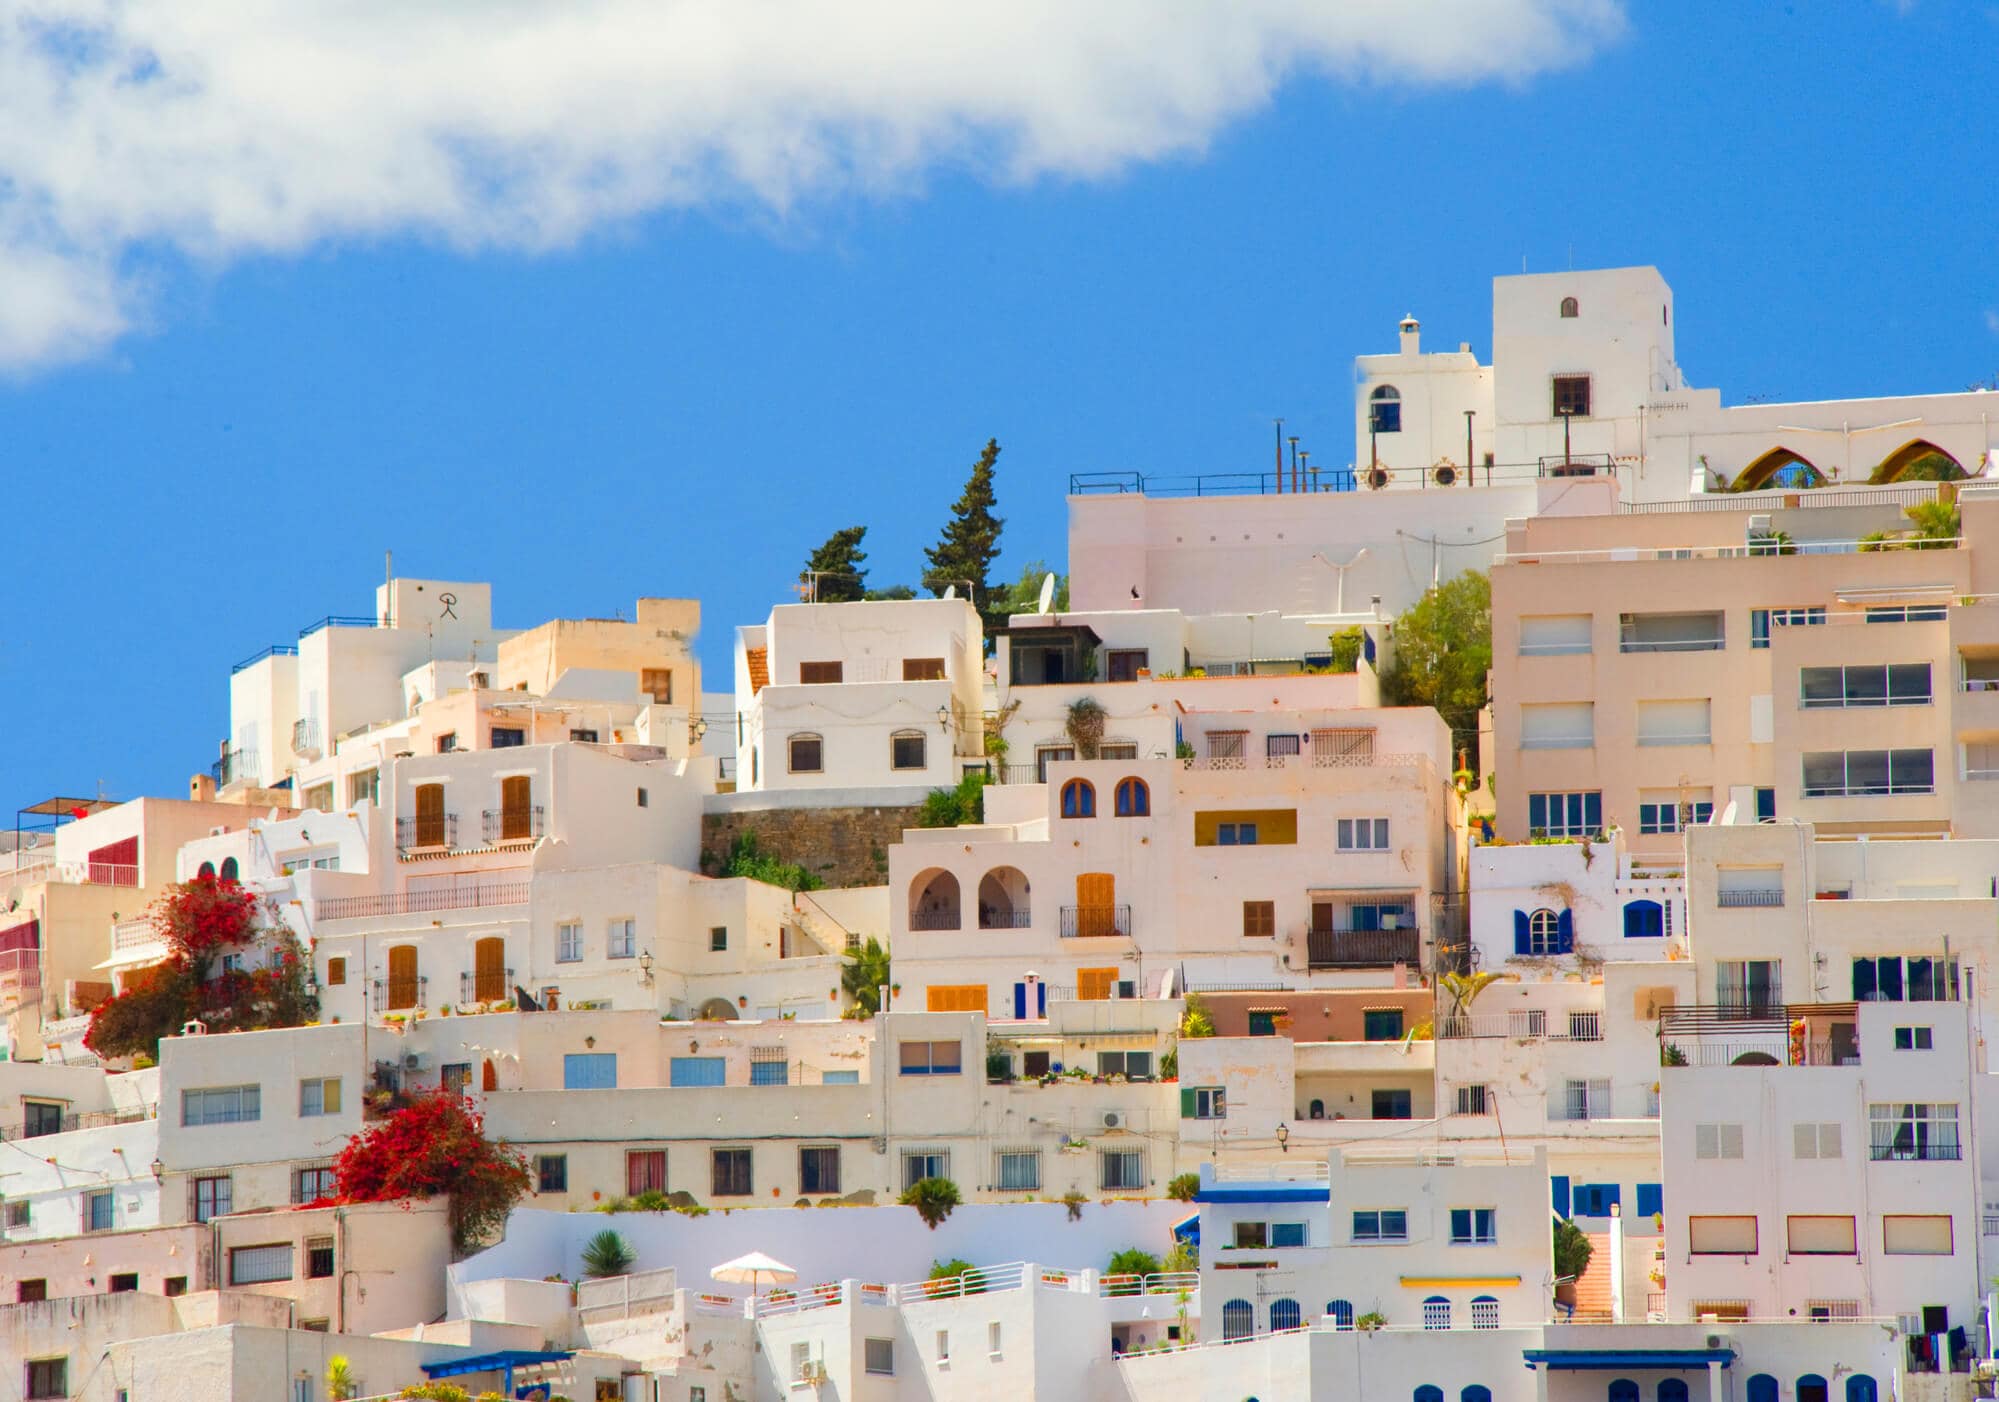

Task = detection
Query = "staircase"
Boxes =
[1567,1231,1615,1322]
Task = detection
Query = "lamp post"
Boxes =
[1275,1123,1290,1154]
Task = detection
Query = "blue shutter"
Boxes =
[1514,910,1531,955]
[1450,1208,1471,1240]
[1013,983,1027,1019]
[562,1053,618,1090]
[1556,909,1575,953]
[1362,630,1377,665]
[1551,1175,1570,1218]
[1603,1183,1621,1212]
[669,1056,727,1087]
[1852,958,1876,1001]
[1636,1183,1662,1218]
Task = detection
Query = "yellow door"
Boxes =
[1077,967,1118,1001]
[1076,873,1117,937]
[474,937,506,1003]
[925,984,988,1013]
[386,945,419,1010]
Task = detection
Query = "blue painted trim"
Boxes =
[1195,1186,1331,1203]
[1522,1349,1734,1371]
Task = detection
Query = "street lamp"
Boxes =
[1275,1123,1290,1153]
[937,705,951,732]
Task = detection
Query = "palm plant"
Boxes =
[841,937,891,1018]
[900,1176,962,1230]
[325,1356,357,1401]
[1439,970,1513,1022]
[1905,498,1961,548]
[581,1228,637,1278]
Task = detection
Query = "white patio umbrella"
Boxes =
[709,1250,799,1295]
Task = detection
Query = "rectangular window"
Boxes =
[1247,1010,1276,1037]
[799,661,843,685]
[22,1101,65,1138]
[711,1148,752,1197]
[1449,1208,1498,1245]
[1099,1148,1144,1191]
[799,1146,840,1195]
[898,1040,963,1076]
[1636,698,1712,747]
[1218,822,1258,846]
[1352,1210,1408,1242]
[1241,900,1276,937]
[537,1155,568,1193]
[1372,1088,1412,1120]
[440,1063,471,1097]
[307,1237,336,1279]
[349,769,381,805]
[1755,787,1777,821]
[1527,791,1602,838]
[1882,1214,1954,1255]
[996,1149,1040,1192]
[230,1244,295,1285]
[1106,649,1149,681]
[709,926,728,952]
[299,1077,341,1117]
[1793,1123,1842,1159]
[17,1279,46,1302]
[1895,1026,1934,1050]
[489,726,526,748]
[85,1190,112,1232]
[1233,1221,1268,1249]
[1865,604,1948,623]
[1362,1008,1404,1041]
[1802,748,1935,797]
[1869,1102,1960,1161]
[108,1272,137,1293]
[607,917,635,958]
[1561,1078,1612,1121]
[1552,374,1592,417]
[1800,663,1933,709]
[891,732,927,770]
[1271,1222,1306,1248]
[641,668,674,704]
[788,734,823,772]
[569,728,600,743]
[294,1165,335,1203]
[864,1338,894,1376]
[1751,606,1826,650]
[1639,791,1714,834]
[822,1069,859,1085]
[902,1151,949,1192]
[436,732,457,753]
[1572,1184,1621,1217]
[750,1057,789,1086]
[902,657,947,681]
[325,956,347,986]
[1519,702,1594,750]
[6,1201,30,1227]
[1182,1086,1226,1119]
[563,1053,618,1090]
[627,1150,667,1196]
[556,922,582,963]
[182,1085,260,1127]
[1695,1123,1745,1160]
[1519,614,1592,656]
[1787,1215,1857,1255]
[1455,1085,1491,1116]
[1096,1050,1153,1080]
[1689,1215,1759,1255]
[1336,817,1392,851]
[26,1359,66,1401]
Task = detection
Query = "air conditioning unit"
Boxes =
[403,1052,428,1072]
[1101,1111,1124,1131]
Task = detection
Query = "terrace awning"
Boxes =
[420,1350,573,1389]
[1521,1348,1734,1371]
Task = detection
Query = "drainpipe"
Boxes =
[336,1206,350,1333]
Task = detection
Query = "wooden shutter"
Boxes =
[474,937,506,1003]
[1077,968,1118,1001]
[500,776,532,840]
[414,784,445,847]
[386,945,419,1010]
[925,984,987,1013]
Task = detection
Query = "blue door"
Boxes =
[563,1053,617,1089]
[1012,982,1046,1018]
[669,1056,726,1087]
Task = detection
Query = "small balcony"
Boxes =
[482,806,545,845]
[212,747,258,789]
[1716,888,1783,908]
[1619,611,1724,654]
[1659,1003,1858,1068]
[292,717,323,760]
[396,814,458,853]
[461,969,514,1004]
[1060,905,1131,939]
[1306,926,1419,969]
[909,910,961,932]
[373,975,427,1012]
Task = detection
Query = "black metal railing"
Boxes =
[909,911,961,932]
[1060,905,1131,938]
[1870,1131,1961,1162]
[212,747,258,788]
[1306,927,1420,968]
[482,806,545,844]
[462,968,514,1004]
[373,975,427,1012]
[979,910,1034,929]
[396,814,458,851]
[1069,469,1359,497]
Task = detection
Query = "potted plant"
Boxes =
[1355,1311,1387,1332]
[1553,1218,1593,1310]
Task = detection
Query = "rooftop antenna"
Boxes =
[1036,573,1056,615]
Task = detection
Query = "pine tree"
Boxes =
[802,526,869,603]
[924,438,1005,631]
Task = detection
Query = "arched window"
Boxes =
[1470,1295,1498,1329]
[197,861,216,879]
[1746,1378,1779,1402]
[1659,1383,1690,1402]
[1370,386,1402,434]
[787,732,823,774]
[1529,907,1559,953]
[1414,1388,1444,1402]
[1309,1099,1325,1119]
[1845,1377,1878,1402]
[1608,1384,1640,1402]
[1269,1298,1301,1332]
[1421,1295,1450,1330]
[1114,778,1149,817]
[977,867,1030,929]
[1623,899,1663,939]
[218,856,239,882]
[1797,1377,1828,1402]
[1559,296,1579,318]
[908,869,962,931]
[1463,1389,1493,1402]
[1061,779,1096,819]
[889,729,927,771]
[1325,1300,1354,1330]
[1221,1299,1254,1340]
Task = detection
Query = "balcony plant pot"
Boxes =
[1554,1281,1578,1310]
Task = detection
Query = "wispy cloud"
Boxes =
[0,2,1623,369]
[1986,309,1999,336]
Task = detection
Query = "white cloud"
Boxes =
[1986,308,1999,336]
[0,1,1623,369]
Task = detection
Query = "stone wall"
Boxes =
[701,805,920,889]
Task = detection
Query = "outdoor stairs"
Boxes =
[1567,1231,1615,1322]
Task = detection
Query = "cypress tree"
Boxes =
[801,526,869,603]
[924,438,1005,632]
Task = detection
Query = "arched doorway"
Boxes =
[1731,1050,1780,1065]
[1732,447,1826,491]
[908,869,961,930]
[978,867,1031,929]
[1872,439,1965,483]
[696,996,738,1021]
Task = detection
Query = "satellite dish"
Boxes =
[942,584,957,599]
[1036,573,1056,615]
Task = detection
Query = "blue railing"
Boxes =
[298,615,377,638]
[232,643,299,674]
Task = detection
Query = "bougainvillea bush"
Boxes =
[335,1090,530,1253]
[153,871,261,967]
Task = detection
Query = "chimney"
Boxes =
[1398,315,1420,356]
[189,773,216,802]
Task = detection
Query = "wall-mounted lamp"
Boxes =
[690,718,708,742]
[149,1158,163,1181]
[936,705,951,732]
[299,829,310,845]
[638,951,655,987]
[1275,1123,1290,1154]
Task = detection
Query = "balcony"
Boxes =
[1658,1003,1858,1067]
[482,806,545,845]
[292,717,323,759]
[1306,927,1419,969]
[373,975,427,1013]
[396,814,458,853]
[315,877,529,921]
[909,910,961,932]
[1439,1010,1550,1039]
[212,747,258,789]
[1716,888,1783,908]
[461,968,514,1004]
[1619,612,1724,654]
[1869,1130,1961,1162]
[1060,905,1131,939]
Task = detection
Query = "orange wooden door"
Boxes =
[474,937,506,1003]
[500,776,532,840]
[1076,873,1116,937]
[414,784,445,847]
[386,945,419,1009]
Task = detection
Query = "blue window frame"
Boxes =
[1659,1382,1690,1402]
[86,1191,113,1231]
[1369,386,1402,434]
[1221,1299,1253,1340]
[1747,1378,1778,1402]
[1269,1298,1301,1332]
[563,1053,617,1090]
[1527,790,1601,838]
[749,1059,788,1086]
[1636,1183,1663,1218]
[1363,1009,1404,1041]
[1608,1384,1639,1402]
[822,1069,859,1085]
[1571,1183,1620,1217]
[1217,821,1259,846]
[1353,1210,1408,1241]
[1449,1207,1496,1244]
[1326,1300,1354,1329]
[1271,1222,1306,1248]
[1414,1389,1443,1402]
[1623,899,1664,938]
[668,1056,724,1088]
[1846,1376,1878,1402]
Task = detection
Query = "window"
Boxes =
[1865,604,1947,623]
[891,731,927,770]
[607,917,635,959]
[109,1272,137,1293]
[1368,385,1402,434]
[1895,1026,1934,1050]
[1242,900,1275,938]
[1096,1050,1152,1080]
[1800,663,1932,709]
[1572,1184,1621,1217]
[1422,1296,1452,1330]
[988,1322,1003,1357]
[1373,1088,1412,1119]
[183,1085,260,1126]
[1099,1148,1144,1190]
[1247,1010,1277,1037]
[641,668,673,703]
[1640,797,1712,834]
[489,726,525,748]
[706,925,727,953]
[799,1146,840,1195]
[1353,1210,1408,1242]
[1100,742,1138,760]
[1882,1214,1953,1255]
[899,1040,962,1076]
[1060,779,1096,818]
[440,1062,471,1097]
[1552,374,1592,417]
[556,922,582,963]
[230,1244,294,1284]
[1270,1298,1303,1331]
[1463,1296,1499,1331]
[799,662,843,685]
[1182,1086,1225,1119]
[294,1165,336,1203]
[902,1151,949,1192]
[1793,1124,1842,1159]
[349,769,382,805]
[1114,778,1149,817]
[1105,649,1148,682]
[901,657,946,681]
[633,785,645,805]
[17,1279,46,1302]
[22,1101,64,1137]
[563,1053,617,1090]
[1519,614,1593,656]
[787,734,824,773]
[1455,1084,1491,1115]
[1269,1222,1306,1248]
[859,1336,894,1376]
[1869,1103,1959,1160]
[1217,821,1258,845]
[1716,958,1781,1009]
[1559,295,1579,317]
[1802,748,1934,797]
[670,1056,725,1087]
[1623,900,1664,938]
[6,1201,29,1227]
[1689,1215,1758,1254]
[537,1155,568,1193]
[1233,1221,1268,1249]
[1560,1079,1612,1121]
[1520,702,1594,750]
[1787,1216,1857,1255]
[626,1150,667,1195]
[85,1190,112,1232]
[435,732,458,753]
[1696,1122,1744,1159]
[1528,790,1601,838]
[299,1077,341,1117]
[1853,954,1959,1002]
[1450,1208,1497,1245]
[936,1327,950,1364]
[325,956,346,986]
[1527,908,1562,954]
[711,1148,752,1196]
[750,1057,788,1086]
[1363,1008,1404,1041]
[26,1359,66,1400]
[996,1148,1040,1192]
[1222,1299,1254,1340]
[1337,818,1390,851]
[1636,698,1711,747]
[307,1237,335,1279]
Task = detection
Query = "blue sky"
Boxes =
[2,3,1994,811]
